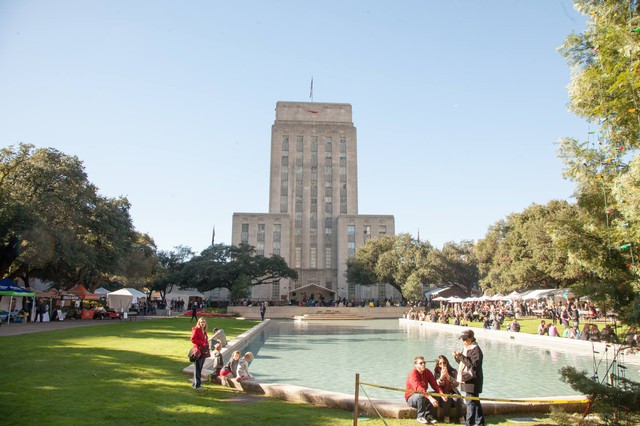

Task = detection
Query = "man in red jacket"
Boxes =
[405,355,445,424]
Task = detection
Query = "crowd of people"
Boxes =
[401,300,640,355]
[405,329,484,425]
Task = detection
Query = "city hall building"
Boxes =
[232,101,395,302]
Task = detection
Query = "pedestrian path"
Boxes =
[0,315,171,337]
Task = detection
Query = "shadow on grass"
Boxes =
[0,318,355,426]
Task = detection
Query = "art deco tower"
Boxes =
[232,102,395,301]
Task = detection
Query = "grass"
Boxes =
[0,317,563,425]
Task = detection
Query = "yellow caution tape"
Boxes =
[359,381,589,405]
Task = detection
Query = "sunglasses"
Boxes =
[416,361,426,365]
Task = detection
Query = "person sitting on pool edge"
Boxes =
[236,352,254,382]
[405,355,446,424]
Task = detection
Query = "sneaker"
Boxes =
[426,416,438,425]
[444,416,450,423]
[417,418,428,424]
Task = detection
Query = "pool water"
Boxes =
[240,319,639,403]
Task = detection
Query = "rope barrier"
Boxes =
[359,381,590,405]
[358,383,389,426]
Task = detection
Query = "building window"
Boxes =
[348,242,356,257]
[295,247,302,268]
[325,247,332,269]
[310,247,317,268]
[363,225,371,242]
[257,241,265,256]
[340,137,346,152]
[282,135,289,151]
[340,204,347,214]
[272,281,280,298]
[281,155,288,166]
[378,283,385,299]
[273,224,281,242]
[347,225,356,241]
[273,241,281,255]
[325,137,332,152]
[280,196,288,213]
[379,225,387,235]
[257,223,265,242]
[241,223,249,243]
[311,137,318,152]
[296,136,304,152]
[348,282,356,299]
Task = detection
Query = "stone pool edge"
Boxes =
[183,318,590,419]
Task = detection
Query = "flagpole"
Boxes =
[310,77,313,102]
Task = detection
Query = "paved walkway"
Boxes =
[0,315,169,337]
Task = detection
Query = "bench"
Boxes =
[125,312,138,321]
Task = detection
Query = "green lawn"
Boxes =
[0,317,564,425]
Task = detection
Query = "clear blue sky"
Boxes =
[0,1,588,253]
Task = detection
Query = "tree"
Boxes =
[182,243,298,297]
[346,234,434,301]
[0,144,137,288]
[556,0,640,325]
[475,201,583,294]
[148,245,194,301]
[555,3,640,422]
[426,240,479,295]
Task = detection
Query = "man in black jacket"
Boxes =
[453,329,484,426]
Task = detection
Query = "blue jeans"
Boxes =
[407,393,435,419]
[464,392,484,425]
[193,358,205,388]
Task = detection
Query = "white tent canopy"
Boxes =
[164,288,206,306]
[107,288,147,312]
[94,287,111,295]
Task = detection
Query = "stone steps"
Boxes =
[294,311,364,320]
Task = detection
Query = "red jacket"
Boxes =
[405,368,443,401]
[191,326,208,351]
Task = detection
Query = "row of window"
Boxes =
[282,135,347,152]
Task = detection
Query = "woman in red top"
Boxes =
[191,317,208,389]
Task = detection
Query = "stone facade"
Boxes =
[232,101,396,301]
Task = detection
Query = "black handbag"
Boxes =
[188,347,199,363]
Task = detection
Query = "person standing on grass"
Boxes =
[190,302,198,322]
[453,329,484,426]
[190,317,208,390]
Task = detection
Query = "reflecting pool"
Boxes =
[239,319,639,403]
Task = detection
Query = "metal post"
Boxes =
[353,373,360,426]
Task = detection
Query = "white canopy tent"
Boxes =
[107,288,147,312]
[94,287,111,295]
[164,288,206,306]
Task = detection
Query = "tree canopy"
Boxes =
[0,143,144,289]
[476,201,584,294]
[181,243,298,300]
[555,0,640,325]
